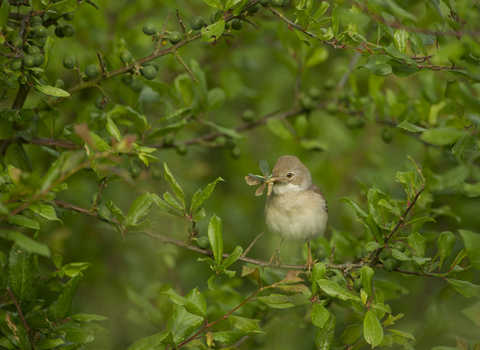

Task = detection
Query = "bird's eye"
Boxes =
[286,173,293,178]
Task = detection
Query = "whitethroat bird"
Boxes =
[264,155,328,271]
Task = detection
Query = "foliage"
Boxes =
[0,0,480,349]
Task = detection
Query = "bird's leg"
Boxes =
[305,240,315,274]
[269,239,284,266]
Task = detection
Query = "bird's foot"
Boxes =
[304,254,315,275]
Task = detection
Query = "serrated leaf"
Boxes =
[257,294,311,309]
[310,262,326,295]
[228,315,261,332]
[421,127,465,146]
[163,163,186,208]
[56,274,82,319]
[408,231,426,257]
[207,215,223,265]
[311,304,329,328]
[207,87,226,111]
[126,193,157,226]
[167,289,204,343]
[317,280,361,301]
[0,0,11,27]
[0,229,50,257]
[222,246,243,269]
[8,246,36,302]
[364,310,383,347]
[394,28,409,54]
[361,266,374,298]
[207,274,222,291]
[396,120,427,132]
[202,0,223,9]
[438,231,455,269]
[201,19,225,43]
[457,181,480,198]
[35,85,70,97]
[315,312,335,349]
[359,56,392,76]
[190,177,224,211]
[449,279,480,299]
[163,288,206,317]
[106,116,121,142]
[340,324,360,345]
[339,197,368,218]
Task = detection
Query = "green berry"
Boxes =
[307,86,321,100]
[63,56,75,69]
[61,24,76,37]
[97,206,111,221]
[33,26,48,38]
[85,65,99,78]
[176,144,188,155]
[393,242,406,252]
[129,164,141,178]
[30,16,43,24]
[151,168,162,179]
[282,0,290,6]
[345,116,365,129]
[396,259,403,268]
[63,11,75,21]
[163,134,175,146]
[28,46,41,55]
[23,55,35,68]
[271,0,283,6]
[169,31,182,45]
[95,96,108,110]
[383,259,397,272]
[215,136,226,147]
[10,59,22,71]
[259,0,270,5]
[31,37,46,48]
[379,252,388,261]
[231,19,243,30]
[191,16,205,30]
[382,128,394,143]
[18,74,29,85]
[142,23,156,35]
[225,21,232,30]
[131,79,143,92]
[330,276,343,285]
[120,50,132,63]
[148,62,160,71]
[300,96,315,110]
[324,79,335,91]
[197,236,210,249]
[242,109,255,122]
[90,192,102,204]
[325,102,337,114]
[54,79,65,89]
[142,65,157,80]
[248,3,261,13]
[121,74,133,85]
[33,54,44,67]
[354,278,363,292]
[225,138,236,149]
[315,247,327,261]
[55,26,64,38]
[11,37,23,48]
[31,22,42,28]
[210,10,223,24]
[230,146,242,159]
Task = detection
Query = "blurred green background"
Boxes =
[2,0,480,348]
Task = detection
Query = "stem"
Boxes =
[7,287,38,350]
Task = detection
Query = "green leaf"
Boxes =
[391,249,410,261]
[126,332,168,350]
[388,328,415,340]
[459,230,480,270]
[35,338,65,349]
[190,177,224,211]
[34,85,70,97]
[315,312,335,349]
[225,0,241,10]
[207,274,222,291]
[56,274,82,319]
[340,324,360,345]
[461,302,480,326]
[266,119,294,140]
[0,308,30,348]
[408,231,426,257]
[294,30,312,47]
[449,279,480,299]
[29,203,62,223]
[396,120,427,133]
[149,119,187,139]
[257,294,311,309]
[365,242,382,251]
[228,315,261,332]
[421,127,465,146]
[0,0,11,27]
[207,87,226,111]
[299,139,328,151]
[359,56,392,76]
[44,0,77,12]
[222,246,243,269]
[339,197,367,218]
[312,2,329,19]
[163,288,206,317]
[438,231,455,269]
[207,215,223,265]
[201,19,225,43]
[393,28,409,54]
[211,330,264,343]
[163,192,184,211]
[361,266,375,298]
[317,280,361,301]
[61,262,92,277]
[452,135,477,160]
[456,181,480,198]
[126,193,157,226]
[53,254,62,269]
[8,245,36,302]
[311,304,329,328]
[364,310,383,347]
[309,262,326,295]
[106,116,121,142]
[7,215,40,230]
[203,120,244,139]
[404,216,435,226]
[202,0,223,9]
[0,229,50,257]
[305,47,328,68]
[163,163,186,208]
[167,288,204,344]
[0,108,36,122]
[89,132,111,151]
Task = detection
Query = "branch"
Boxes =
[7,287,38,350]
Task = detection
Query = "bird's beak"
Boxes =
[269,175,289,183]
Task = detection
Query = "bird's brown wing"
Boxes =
[313,183,328,212]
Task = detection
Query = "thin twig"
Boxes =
[175,8,187,36]
[172,50,198,82]
[242,230,266,257]
[155,10,171,52]
[7,287,38,350]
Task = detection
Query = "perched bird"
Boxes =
[264,155,328,270]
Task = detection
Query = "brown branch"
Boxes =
[7,287,38,350]
[175,8,187,36]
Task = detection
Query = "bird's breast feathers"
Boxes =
[265,189,328,241]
